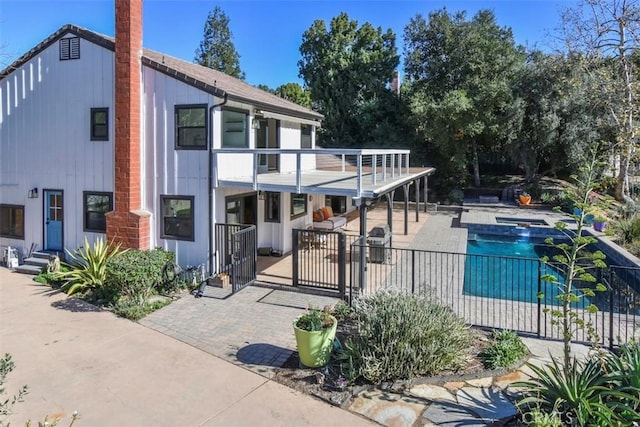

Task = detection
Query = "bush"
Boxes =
[479,329,528,369]
[341,291,472,383]
[113,297,170,321]
[104,248,174,307]
[612,214,640,245]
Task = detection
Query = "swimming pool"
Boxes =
[463,233,590,307]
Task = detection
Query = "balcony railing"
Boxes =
[211,148,413,197]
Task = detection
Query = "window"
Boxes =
[175,105,207,149]
[265,192,280,223]
[290,193,307,219]
[0,205,24,239]
[222,108,248,147]
[326,195,347,214]
[83,192,112,232]
[300,124,312,148]
[161,196,194,241]
[90,108,109,141]
[59,37,80,60]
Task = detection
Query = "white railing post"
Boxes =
[406,153,410,175]
[372,154,377,184]
[252,152,258,189]
[382,154,387,181]
[356,153,362,197]
[296,152,302,193]
[341,154,346,172]
[391,154,395,178]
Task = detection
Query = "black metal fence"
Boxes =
[214,223,256,293]
[292,228,361,297]
[349,241,640,348]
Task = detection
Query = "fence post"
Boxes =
[608,267,614,350]
[411,250,416,294]
[537,261,542,339]
[292,229,299,287]
[338,232,346,299]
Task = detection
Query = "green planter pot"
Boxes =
[293,315,337,368]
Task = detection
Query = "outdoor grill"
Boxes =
[367,224,391,263]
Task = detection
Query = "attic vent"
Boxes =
[59,37,80,61]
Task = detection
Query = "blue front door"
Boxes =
[44,190,63,251]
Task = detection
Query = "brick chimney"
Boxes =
[106,0,151,249]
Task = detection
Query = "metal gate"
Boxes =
[292,228,360,298]
[215,224,257,293]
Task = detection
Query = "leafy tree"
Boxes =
[194,6,245,79]
[506,52,606,180]
[274,82,311,108]
[298,13,399,147]
[255,84,274,94]
[404,9,525,187]
[559,0,640,201]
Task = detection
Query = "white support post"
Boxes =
[341,154,346,172]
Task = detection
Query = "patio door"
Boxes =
[44,189,63,251]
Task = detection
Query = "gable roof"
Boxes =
[0,24,323,123]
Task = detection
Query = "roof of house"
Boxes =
[0,24,323,123]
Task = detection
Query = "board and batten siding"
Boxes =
[0,34,114,256]
[141,66,214,267]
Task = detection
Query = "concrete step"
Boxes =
[15,264,44,275]
[23,257,50,268]
[31,250,64,260]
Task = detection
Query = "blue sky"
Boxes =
[1,0,576,88]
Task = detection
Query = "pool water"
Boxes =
[464,233,589,307]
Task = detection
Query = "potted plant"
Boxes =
[519,192,532,205]
[593,215,607,232]
[293,306,337,368]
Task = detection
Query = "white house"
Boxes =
[0,0,433,280]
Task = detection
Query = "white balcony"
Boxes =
[212,148,435,204]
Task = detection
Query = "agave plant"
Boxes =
[56,237,127,295]
[517,349,640,426]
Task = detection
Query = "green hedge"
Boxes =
[104,248,174,305]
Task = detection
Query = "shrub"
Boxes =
[479,329,528,369]
[0,353,28,420]
[341,291,471,383]
[612,214,640,245]
[113,297,170,321]
[104,248,174,307]
[56,237,126,295]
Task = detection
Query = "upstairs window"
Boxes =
[175,105,207,149]
[300,124,312,148]
[90,108,109,141]
[222,108,248,147]
[0,205,24,239]
[83,192,112,232]
[59,37,80,60]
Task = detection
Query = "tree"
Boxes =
[298,13,399,147]
[255,84,274,94]
[506,52,607,180]
[194,6,245,80]
[404,9,525,187]
[559,0,640,201]
[274,83,311,108]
